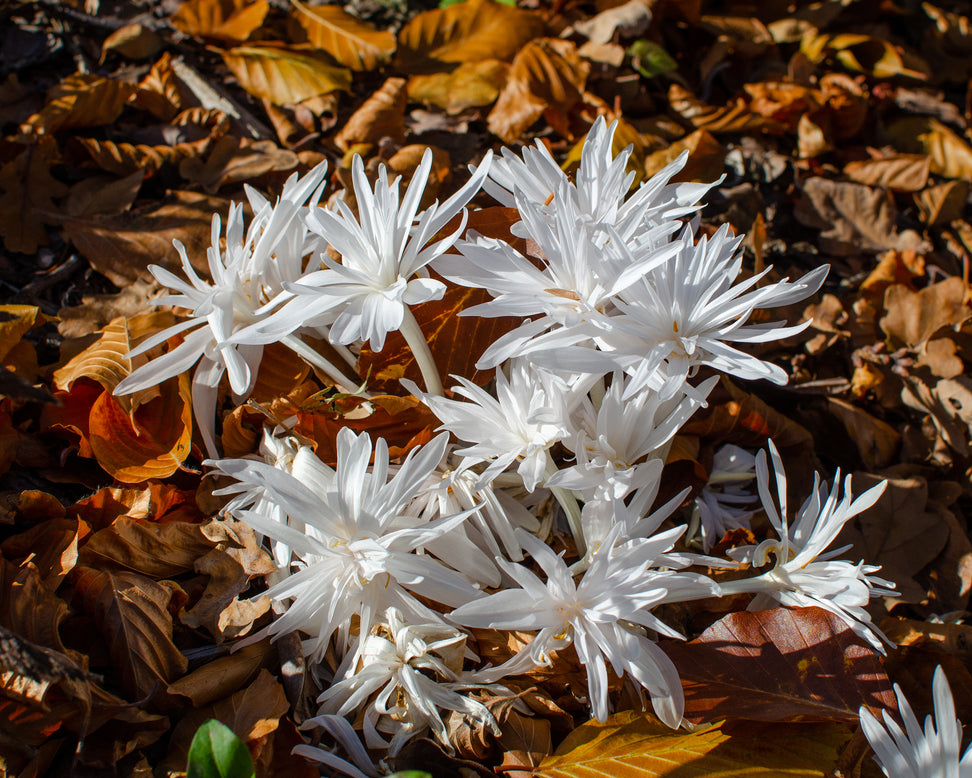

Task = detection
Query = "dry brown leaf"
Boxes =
[179,135,299,193]
[801,31,930,79]
[575,0,654,44]
[78,517,215,579]
[844,154,930,192]
[879,277,972,348]
[668,84,783,135]
[1,517,79,588]
[100,23,163,62]
[0,306,47,363]
[132,53,186,121]
[165,669,289,770]
[396,0,546,74]
[824,397,900,469]
[887,117,972,183]
[917,337,964,378]
[24,74,135,135]
[0,137,68,254]
[859,249,925,306]
[57,279,166,340]
[407,59,509,114]
[743,81,819,132]
[72,566,188,700]
[915,180,969,225]
[922,3,972,83]
[292,0,396,71]
[642,129,725,183]
[487,38,589,144]
[334,77,407,152]
[69,482,202,531]
[171,0,269,42]
[59,190,233,285]
[794,177,908,257]
[221,45,351,106]
[166,639,274,707]
[64,169,145,218]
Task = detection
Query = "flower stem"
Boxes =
[281,334,360,394]
[400,306,444,396]
[545,454,586,557]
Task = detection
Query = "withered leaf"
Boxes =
[166,639,274,707]
[396,0,546,74]
[0,137,68,254]
[843,154,930,192]
[72,566,189,700]
[668,84,783,135]
[292,0,396,71]
[24,74,135,135]
[407,60,509,114]
[879,277,971,347]
[221,45,351,106]
[171,0,269,43]
[824,397,900,470]
[661,607,895,724]
[78,517,215,580]
[334,77,407,152]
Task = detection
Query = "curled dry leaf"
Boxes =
[0,137,69,254]
[915,179,969,225]
[407,59,509,114]
[879,277,972,348]
[487,38,589,144]
[1,517,79,588]
[395,0,546,74]
[133,53,186,121]
[221,45,351,106]
[64,169,145,218]
[642,128,725,183]
[661,606,896,724]
[824,397,900,470]
[71,566,189,700]
[575,0,654,45]
[78,517,216,580]
[538,711,856,777]
[59,190,234,285]
[843,154,930,192]
[166,638,274,707]
[179,134,299,194]
[887,117,972,183]
[292,0,396,71]
[100,23,163,63]
[24,74,136,135]
[171,0,269,43]
[668,84,783,135]
[69,482,202,531]
[334,77,407,152]
[0,305,48,362]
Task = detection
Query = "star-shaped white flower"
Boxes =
[208,429,482,666]
[452,526,719,726]
[860,666,972,778]
[721,440,895,651]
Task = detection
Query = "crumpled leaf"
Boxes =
[801,31,930,79]
[179,135,299,194]
[843,154,930,192]
[72,566,188,700]
[24,74,135,135]
[642,129,725,183]
[538,711,855,777]
[166,639,274,707]
[0,137,68,254]
[407,59,508,114]
[220,45,351,105]
[661,607,896,724]
[171,0,269,43]
[886,117,972,183]
[334,77,407,152]
[292,0,396,71]
[78,517,216,580]
[396,0,545,74]
[668,84,783,135]
[575,0,654,45]
[824,397,900,470]
[879,277,971,347]
[487,38,589,143]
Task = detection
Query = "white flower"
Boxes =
[483,116,713,241]
[245,148,492,353]
[721,440,895,652]
[548,373,717,503]
[531,223,828,400]
[207,428,482,666]
[314,607,499,756]
[113,162,330,455]
[860,666,972,778]
[404,359,571,492]
[693,443,758,551]
[451,526,719,726]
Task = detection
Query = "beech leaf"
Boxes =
[220,45,351,106]
[292,0,396,71]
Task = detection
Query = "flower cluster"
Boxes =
[114,118,897,770]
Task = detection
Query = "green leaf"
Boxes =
[187,719,255,778]
[627,39,677,78]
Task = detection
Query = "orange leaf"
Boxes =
[220,45,351,106]
[171,0,269,42]
[87,372,193,483]
[25,74,136,134]
[69,482,202,532]
[660,606,896,724]
[292,0,396,71]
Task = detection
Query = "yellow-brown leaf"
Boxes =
[221,45,351,105]
[171,0,269,42]
[292,0,396,71]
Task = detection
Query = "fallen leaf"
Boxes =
[538,711,855,777]
[64,169,145,217]
[24,74,136,135]
[166,639,274,707]
[887,117,972,183]
[661,607,895,724]
[407,59,509,114]
[487,38,589,143]
[0,305,47,362]
[221,45,351,106]
[843,154,930,192]
[396,0,546,74]
[292,0,396,71]
[72,566,188,700]
[794,177,906,257]
[575,0,654,45]
[69,482,202,531]
[334,77,407,152]
[59,190,233,285]
[78,517,215,579]
[57,278,166,339]
[668,84,782,135]
[133,53,186,121]
[0,137,69,254]
[179,135,299,193]
[915,180,969,225]
[100,23,163,62]
[642,129,725,183]
[916,337,964,378]
[1,517,79,588]
[824,397,900,469]
[879,277,971,348]
[859,249,925,305]
[743,81,819,132]
[801,32,929,80]
[171,0,269,43]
